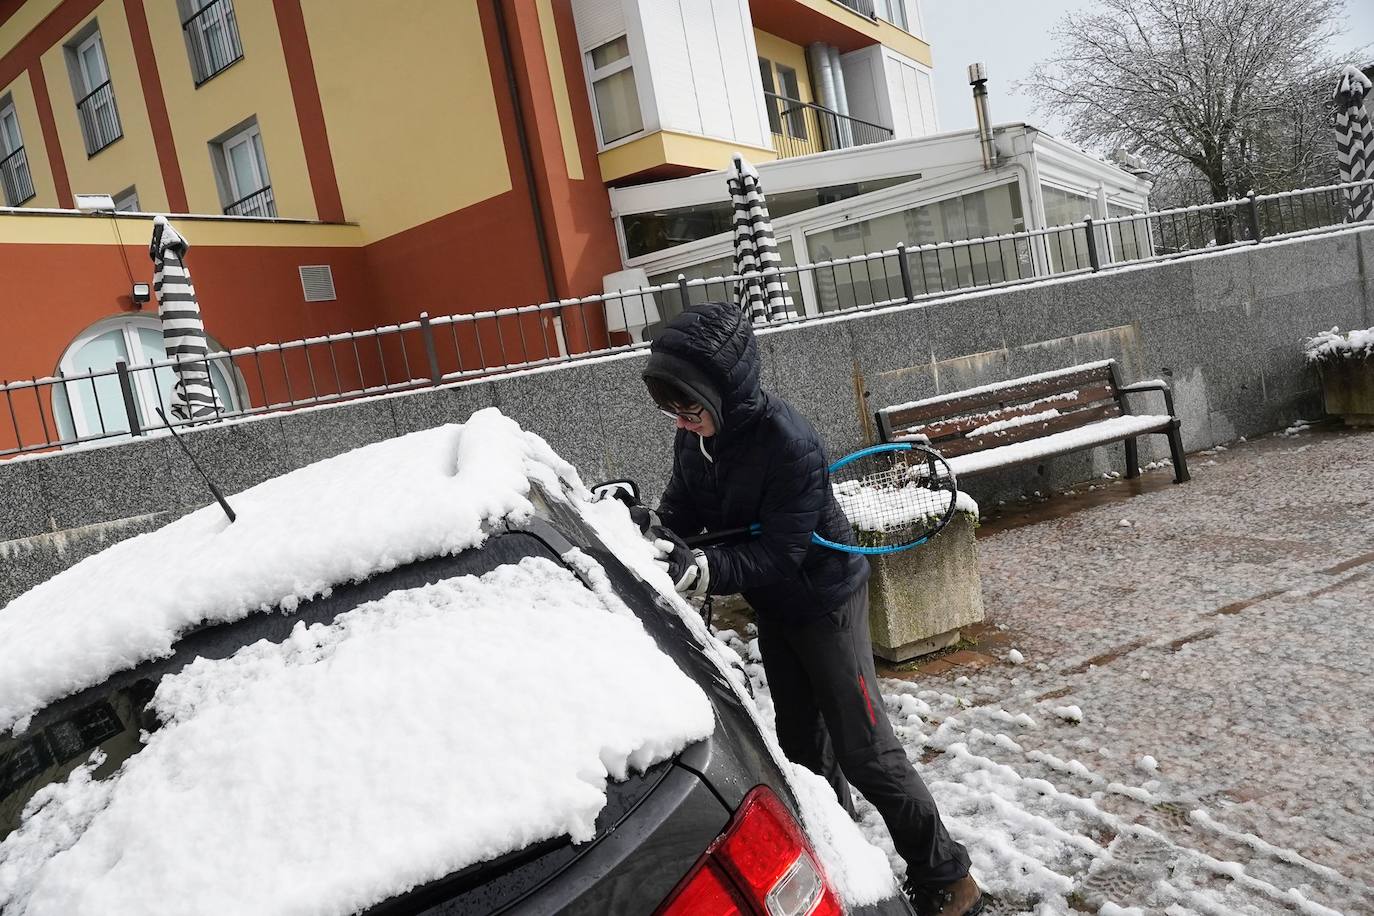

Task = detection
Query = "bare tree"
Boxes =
[1024,0,1353,220]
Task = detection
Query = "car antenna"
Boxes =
[156,407,236,523]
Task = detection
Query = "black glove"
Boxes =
[648,525,710,599]
[628,504,662,535]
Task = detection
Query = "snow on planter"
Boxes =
[0,558,715,916]
[1303,326,1374,363]
[1304,326,1374,427]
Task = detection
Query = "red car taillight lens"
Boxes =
[657,786,844,916]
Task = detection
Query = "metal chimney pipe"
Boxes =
[968,62,997,169]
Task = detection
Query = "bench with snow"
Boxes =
[874,360,1191,486]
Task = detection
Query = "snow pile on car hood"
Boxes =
[0,408,578,735]
[0,556,716,916]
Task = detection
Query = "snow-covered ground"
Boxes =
[715,424,1374,915]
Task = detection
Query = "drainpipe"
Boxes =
[808,43,840,148]
[968,62,997,170]
[492,0,558,302]
[827,45,855,147]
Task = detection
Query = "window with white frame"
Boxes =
[52,316,243,442]
[213,121,275,217]
[0,100,36,206]
[877,0,909,31]
[586,36,643,146]
[67,26,122,155]
[180,0,244,85]
[113,185,140,212]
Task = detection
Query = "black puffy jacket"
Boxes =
[649,302,869,621]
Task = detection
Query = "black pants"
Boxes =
[755,585,971,886]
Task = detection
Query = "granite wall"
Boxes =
[3,227,1370,605]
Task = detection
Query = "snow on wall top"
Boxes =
[0,408,581,735]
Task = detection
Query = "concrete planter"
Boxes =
[1316,357,1374,427]
[867,512,984,663]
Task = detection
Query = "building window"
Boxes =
[213,121,275,217]
[113,186,140,212]
[68,27,122,155]
[0,101,36,206]
[805,181,1028,311]
[52,316,243,441]
[1040,184,1095,273]
[877,0,909,31]
[180,0,243,86]
[586,36,643,145]
[759,59,808,139]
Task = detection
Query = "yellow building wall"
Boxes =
[0,210,364,246]
[535,0,581,181]
[0,0,62,60]
[753,30,814,104]
[143,0,316,219]
[39,0,167,210]
[0,70,58,208]
[299,0,512,244]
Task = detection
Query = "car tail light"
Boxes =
[657,785,844,916]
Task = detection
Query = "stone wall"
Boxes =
[3,227,1370,605]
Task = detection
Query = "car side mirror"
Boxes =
[591,479,641,506]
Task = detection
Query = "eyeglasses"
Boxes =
[659,405,706,423]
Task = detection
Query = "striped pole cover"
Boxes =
[727,154,797,324]
[1334,66,1373,222]
[149,216,219,422]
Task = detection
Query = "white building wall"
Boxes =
[840,45,937,139]
[629,0,770,147]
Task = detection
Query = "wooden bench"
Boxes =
[874,360,1190,485]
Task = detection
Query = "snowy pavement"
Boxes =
[716,423,1374,915]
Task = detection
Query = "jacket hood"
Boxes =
[644,302,763,436]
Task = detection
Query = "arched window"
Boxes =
[52,316,245,441]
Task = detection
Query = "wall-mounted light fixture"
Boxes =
[131,282,151,309]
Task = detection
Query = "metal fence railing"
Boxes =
[76,80,121,155]
[183,0,244,86]
[832,0,877,18]
[2,178,1371,460]
[763,92,894,160]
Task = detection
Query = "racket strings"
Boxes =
[831,451,957,547]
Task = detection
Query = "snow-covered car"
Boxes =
[0,410,911,916]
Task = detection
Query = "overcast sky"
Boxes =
[922,0,1374,136]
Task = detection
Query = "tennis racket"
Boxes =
[684,442,961,555]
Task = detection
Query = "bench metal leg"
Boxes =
[1167,420,1190,483]
[1124,437,1140,479]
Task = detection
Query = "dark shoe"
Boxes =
[903,874,984,916]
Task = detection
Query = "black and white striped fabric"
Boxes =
[1334,66,1373,223]
[149,216,219,422]
[727,154,797,324]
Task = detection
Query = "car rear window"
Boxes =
[0,532,559,843]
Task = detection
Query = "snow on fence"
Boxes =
[3,179,1372,459]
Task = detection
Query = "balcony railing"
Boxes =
[76,81,122,155]
[224,184,276,218]
[764,92,893,160]
[183,0,244,85]
[831,0,877,18]
[0,146,35,206]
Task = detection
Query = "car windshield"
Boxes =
[0,531,560,843]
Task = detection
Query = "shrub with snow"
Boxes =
[1303,326,1374,363]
